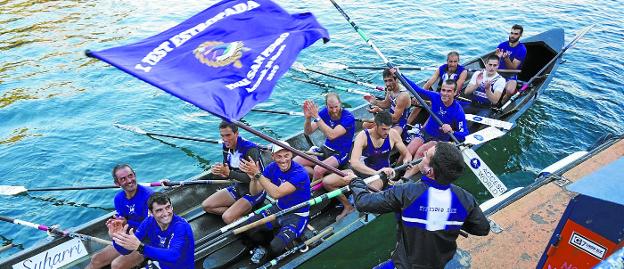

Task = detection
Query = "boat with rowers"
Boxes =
[0,27,565,269]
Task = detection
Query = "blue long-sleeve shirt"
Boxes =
[403,75,469,142]
[114,185,153,229]
[114,215,194,269]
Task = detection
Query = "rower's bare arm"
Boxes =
[303,100,318,135]
[486,85,503,103]
[349,131,377,175]
[318,123,347,140]
[464,82,477,95]
[423,69,440,90]
[456,70,469,91]
[249,177,263,196]
[391,129,412,163]
[391,93,411,123]
[259,178,295,199]
[505,57,521,70]
[372,93,391,108]
[303,118,318,135]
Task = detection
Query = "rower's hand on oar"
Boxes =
[341,171,357,184]
[160,179,173,189]
[367,105,382,114]
[239,156,260,178]
[112,224,140,250]
[440,124,453,134]
[378,167,396,180]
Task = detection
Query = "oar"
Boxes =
[259,226,333,269]
[499,24,595,111]
[321,62,521,73]
[293,77,380,97]
[201,158,422,248]
[292,62,385,91]
[0,216,111,246]
[114,123,224,144]
[0,180,235,196]
[329,0,508,197]
[465,114,514,130]
[113,123,274,151]
[251,108,304,117]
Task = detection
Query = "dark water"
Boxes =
[1,0,622,267]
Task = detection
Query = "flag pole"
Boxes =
[233,121,347,177]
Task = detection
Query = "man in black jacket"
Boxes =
[349,142,490,269]
[201,121,265,224]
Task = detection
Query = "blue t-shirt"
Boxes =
[403,75,469,142]
[114,185,154,229]
[436,64,466,89]
[496,41,527,70]
[263,161,311,215]
[114,215,195,269]
[319,107,356,158]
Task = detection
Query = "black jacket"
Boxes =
[350,177,490,269]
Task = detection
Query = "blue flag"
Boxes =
[87,0,329,120]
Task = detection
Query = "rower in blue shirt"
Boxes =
[408,51,469,127]
[112,192,195,269]
[400,70,469,162]
[239,141,311,265]
[423,51,469,92]
[87,164,153,269]
[496,24,527,103]
[294,92,356,181]
[323,111,412,221]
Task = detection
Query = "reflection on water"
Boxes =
[0,127,40,144]
[0,0,623,265]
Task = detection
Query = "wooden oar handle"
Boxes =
[232,214,276,235]
[304,227,333,246]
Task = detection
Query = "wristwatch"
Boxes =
[254,173,262,180]
[313,117,321,123]
[137,242,145,254]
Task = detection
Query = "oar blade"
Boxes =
[113,123,147,135]
[464,127,506,146]
[0,185,27,196]
[461,148,507,197]
[319,62,348,70]
[465,114,514,130]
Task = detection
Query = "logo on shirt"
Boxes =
[157,235,168,247]
[438,107,448,117]
[228,150,242,168]
[126,204,136,215]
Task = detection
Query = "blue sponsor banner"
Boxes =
[87,0,329,120]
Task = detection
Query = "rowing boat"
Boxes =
[0,28,563,269]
